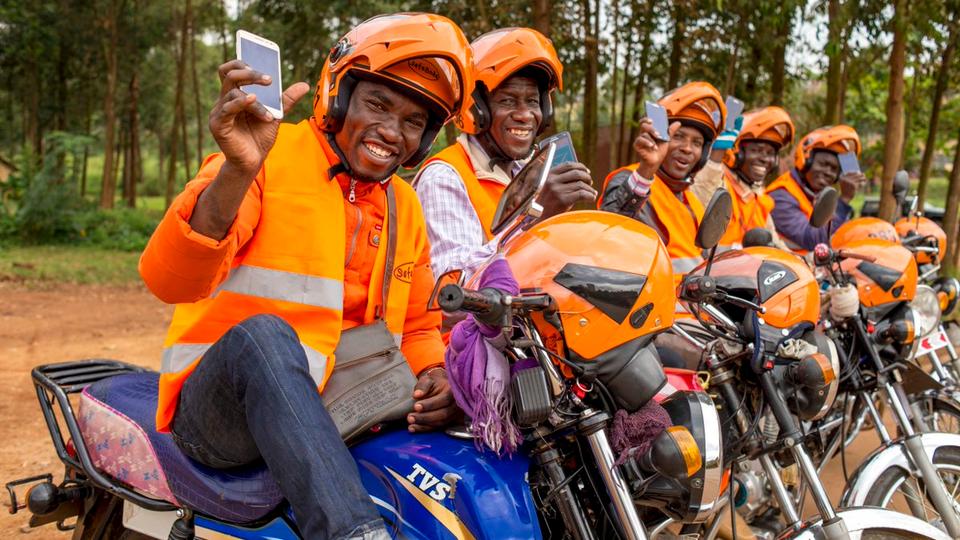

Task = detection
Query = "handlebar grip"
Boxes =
[680,275,716,301]
[836,249,877,263]
[437,284,496,314]
[813,243,832,265]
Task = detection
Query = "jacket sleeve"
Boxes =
[139,153,263,304]
[599,170,648,219]
[400,223,445,377]
[769,188,853,251]
[690,160,725,207]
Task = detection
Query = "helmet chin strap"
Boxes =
[325,132,398,183]
[477,130,526,172]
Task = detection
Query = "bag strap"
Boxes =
[378,182,398,320]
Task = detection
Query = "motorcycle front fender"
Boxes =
[776,507,951,540]
[839,431,960,508]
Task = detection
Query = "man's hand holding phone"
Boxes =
[632,117,680,180]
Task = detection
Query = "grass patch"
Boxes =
[0,245,142,286]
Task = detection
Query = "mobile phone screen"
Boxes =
[725,96,744,131]
[238,33,283,117]
[541,131,578,165]
[838,152,860,175]
[645,101,670,142]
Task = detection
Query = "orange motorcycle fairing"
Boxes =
[895,216,946,265]
[836,239,918,308]
[830,217,900,248]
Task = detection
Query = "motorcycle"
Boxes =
[668,188,950,539]
[7,141,722,540]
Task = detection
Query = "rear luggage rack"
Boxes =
[33,360,177,512]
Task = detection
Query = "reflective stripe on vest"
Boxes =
[671,256,703,275]
[217,264,345,310]
[162,341,329,387]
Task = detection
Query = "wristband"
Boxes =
[627,170,653,197]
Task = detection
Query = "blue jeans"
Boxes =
[170,314,386,540]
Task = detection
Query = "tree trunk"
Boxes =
[190,6,203,169]
[667,0,686,89]
[218,0,230,62]
[81,93,92,197]
[917,15,958,209]
[581,0,599,175]
[616,44,635,165]
[99,0,121,209]
[771,3,792,105]
[533,0,551,37]
[899,61,923,169]
[125,71,141,208]
[609,0,622,166]
[165,0,189,207]
[878,0,909,222]
[627,11,653,162]
[824,0,844,125]
[943,128,960,269]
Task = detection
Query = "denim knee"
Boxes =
[231,314,305,373]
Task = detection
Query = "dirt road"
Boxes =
[0,282,912,538]
[1,283,170,538]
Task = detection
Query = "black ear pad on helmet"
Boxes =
[322,72,358,133]
[537,91,554,135]
[470,84,492,133]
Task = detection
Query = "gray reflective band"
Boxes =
[161,343,212,373]
[162,341,328,386]
[393,333,403,347]
[218,265,344,310]
[671,257,702,274]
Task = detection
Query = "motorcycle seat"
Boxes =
[78,372,282,523]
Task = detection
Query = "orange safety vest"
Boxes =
[419,140,507,241]
[766,171,813,254]
[151,121,427,431]
[719,168,775,249]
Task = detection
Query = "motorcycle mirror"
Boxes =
[490,142,557,237]
[742,228,773,248]
[427,269,464,311]
[810,187,839,228]
[892,170,910,210]
[695,189,733,251]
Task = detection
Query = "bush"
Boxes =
[75,207,162,251]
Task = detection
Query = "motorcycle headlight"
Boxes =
[910,285,941,338]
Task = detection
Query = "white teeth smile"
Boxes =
[364,142,392,158]
[508,128,532,137]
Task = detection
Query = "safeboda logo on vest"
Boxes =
[394,262,415,283]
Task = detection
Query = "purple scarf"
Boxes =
[445,257,521,455]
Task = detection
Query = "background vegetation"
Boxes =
[1,0,960,282]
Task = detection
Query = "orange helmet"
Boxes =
[659,82,726,172]
[830,217,901,248]
[458,27,563,135]
[722,106,795,169]
[313,13,472,167]
[895,216,946,265]
[496,210,675,363]
[793,124,861,172]
[684,247,820,329]
[838,240,918,308]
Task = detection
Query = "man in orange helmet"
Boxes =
[138,15,471,538]
[712,106,795,249]
[599,81,726,283]
[414,27,595,279]
[767,125,867,254]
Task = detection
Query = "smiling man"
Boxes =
[138,14,471,539]
[598,81,726,286]
[414,27,594,279]
[766,124,865,254]
[712,106,795,249]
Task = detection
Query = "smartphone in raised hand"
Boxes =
[645,101,670,142]
[838,152,861,175]
[540,131,578,166]
[724,96,744,130]
[236,30,284,120]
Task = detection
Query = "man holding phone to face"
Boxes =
[414,28,595,279]
[766,124,866,254]
[139,15,471,539]
[598,81,726,286]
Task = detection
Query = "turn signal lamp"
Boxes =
[666,426,703,478]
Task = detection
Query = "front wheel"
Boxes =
[861,446,960,535]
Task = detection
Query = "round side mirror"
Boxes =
[490,142,557,236]
[742,228,773,248]
[892,170,909,208]
[695,189,733,250]
[810,186,839,228]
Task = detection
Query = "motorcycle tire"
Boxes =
[899,393,960,437]
[72,489,151,540]
[860,446,960,534]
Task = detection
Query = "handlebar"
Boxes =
[679,274,765,314]
[813,243,877,266]
[437,284,554,326]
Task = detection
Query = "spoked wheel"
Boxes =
[862,447,960,534]
[912,393,960,434]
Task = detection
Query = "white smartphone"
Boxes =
[838,152,861,175]
[724,96,744,131]
[645,101,670,142]
[236,30,283,120]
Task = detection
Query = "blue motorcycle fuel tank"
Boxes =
[196,429,541,539]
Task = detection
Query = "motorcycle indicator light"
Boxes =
[666,426,703,478]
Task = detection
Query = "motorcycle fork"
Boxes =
[534,446,596,540]
[854,319,960,536]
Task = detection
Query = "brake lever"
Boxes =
[717,291,766,314]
